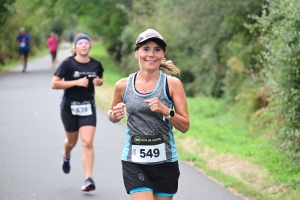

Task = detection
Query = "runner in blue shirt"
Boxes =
[16,27,31,72]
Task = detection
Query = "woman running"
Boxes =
[108,29,190,200]
[51,33,104,192]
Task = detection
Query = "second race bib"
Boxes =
[70,101,92,116]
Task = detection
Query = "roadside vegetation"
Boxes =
[2,0,300,199]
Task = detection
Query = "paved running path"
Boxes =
[0,46,244,200]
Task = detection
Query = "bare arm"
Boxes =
[107,78,127,123]
[167,77,190,133]
[51,76,88,89]
[144,76,190,133]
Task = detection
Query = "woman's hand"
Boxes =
[75,76,89,87]
[144,98,169,116]
[109,102,126,123]
[93,76,104,86]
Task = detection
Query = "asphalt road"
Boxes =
[0,47,244,200]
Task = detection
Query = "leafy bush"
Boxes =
[250,0,300,160]
[119,0,264,98]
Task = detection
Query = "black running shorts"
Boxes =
[60,98,97,132]
[51,52,57,60]
[19,49,29,57]
[122,160,180,194]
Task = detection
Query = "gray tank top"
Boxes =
[121,71,178,164]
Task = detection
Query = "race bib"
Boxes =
[19,42,26,48]
[131,134,166,163]
[70,101,92,116]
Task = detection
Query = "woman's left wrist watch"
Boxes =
[163,109,175,121]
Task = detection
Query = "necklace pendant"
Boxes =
[143,89,146,92]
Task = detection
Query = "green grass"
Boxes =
[185,97,267,157]
[175,97,300,199]
[89,42,127,115]
[89,42,126,85]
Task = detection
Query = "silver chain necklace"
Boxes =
[138,72,159,93]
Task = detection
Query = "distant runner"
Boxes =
[47,32,59,67]
[16,27,31,72]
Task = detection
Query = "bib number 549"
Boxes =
[132,143,166,163]
[140,148,160,158]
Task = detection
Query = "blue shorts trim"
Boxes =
[129,187,175,197]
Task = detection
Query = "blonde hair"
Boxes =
[69,47,76,55]
[159,58,180,75]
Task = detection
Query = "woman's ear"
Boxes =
[135,51,138,59]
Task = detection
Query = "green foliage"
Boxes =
[0,0,15,28]
[119,0,264,98]
[250,0,300,160]
[89,43,125,85]
[0,0,15,64]
[0,0,75,65]
[53,0,131,61]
